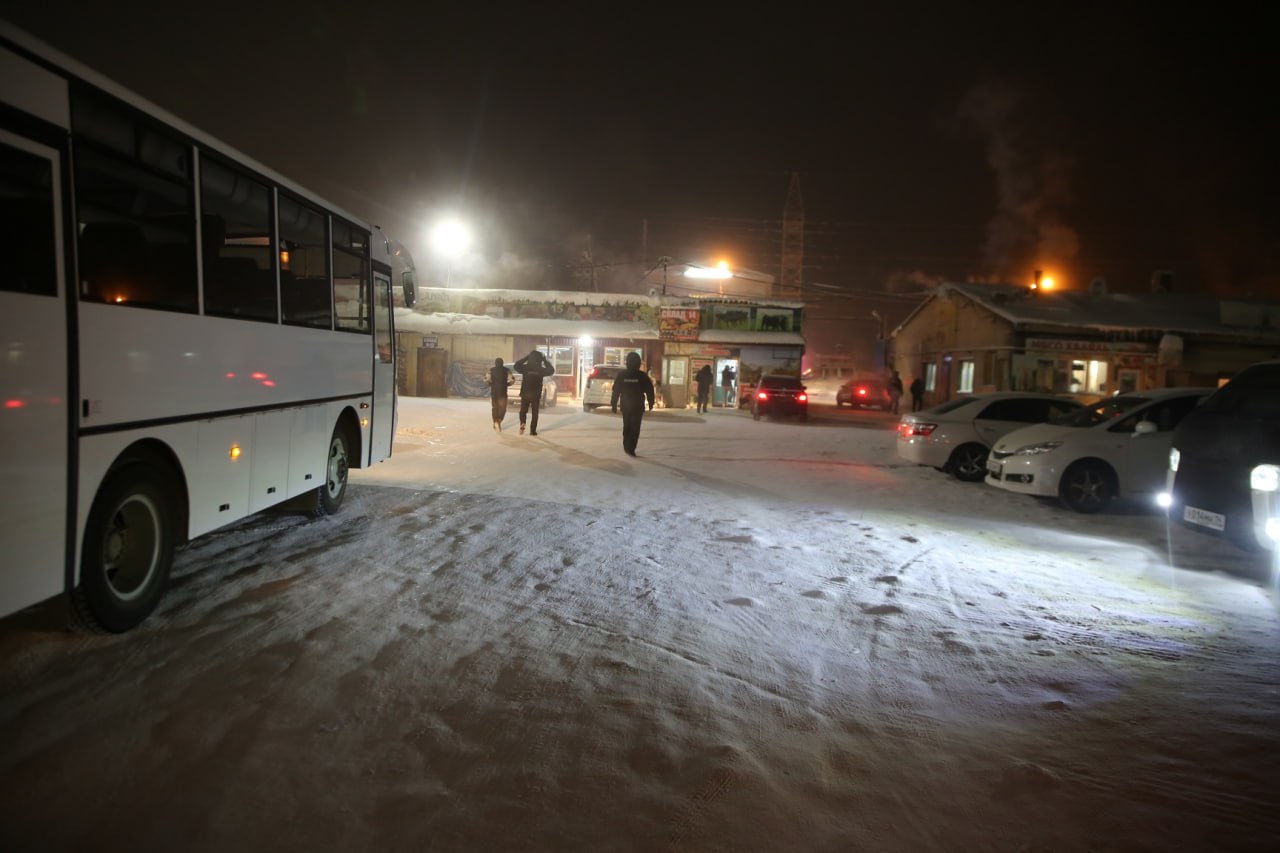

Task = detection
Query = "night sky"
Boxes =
[4,2,1277,353]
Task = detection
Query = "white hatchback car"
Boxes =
[582,364,622,411]
[986,387,1213,512]
[897,392,1083,482]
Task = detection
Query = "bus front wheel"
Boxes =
[74,463,175,633]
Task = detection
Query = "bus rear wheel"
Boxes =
[74,463,175,633]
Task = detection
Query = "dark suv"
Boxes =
[1165,360,1280,551]
[751,375,808,421]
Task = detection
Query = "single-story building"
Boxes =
[890,281,1280,406]
[394,288,805,408]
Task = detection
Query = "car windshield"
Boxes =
[763,377,803,389]
[1054,394,1151,427]
[594,367,621,378]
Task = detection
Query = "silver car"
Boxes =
[897,392,1082,482]
[582,364,622,411]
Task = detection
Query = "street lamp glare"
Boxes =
[430,219,472,258]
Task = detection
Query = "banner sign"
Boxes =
[659,308,700,341]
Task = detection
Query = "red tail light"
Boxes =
[856,387,868,397]
[756,390,769,401]
[898,421,937,437]
[797,392,808,402]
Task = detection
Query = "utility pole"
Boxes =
[659,256,671,295]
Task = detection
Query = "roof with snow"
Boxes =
[395,311,659,341]
[896,282,1280,342]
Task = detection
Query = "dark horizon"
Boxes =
[3,2,1276,357]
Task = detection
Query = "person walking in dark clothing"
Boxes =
[611,351,655,456]
[513,349,555,435]
[720,364,737,407]
[888,370,904,415]
[484,357,513,431]
[694,364,714,413]
[909,376,926,412]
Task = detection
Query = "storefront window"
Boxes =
[603,346,641,366]
[958,360,975,393]
[537,345,574,375]
[1070,359,1109,394]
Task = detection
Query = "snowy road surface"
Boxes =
[2,397,1277,851]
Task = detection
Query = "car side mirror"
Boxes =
[1133,419,1157,436]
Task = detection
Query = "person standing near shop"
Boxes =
[721,364,737,407]
[888,369,904,415]
[484,356,514,431]
[611,351,655,456]
[514,349,555,435]
[694,364,714,413]
[909,375,926,412]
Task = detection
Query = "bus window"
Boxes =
[278,192,330,329]
[333,217,370,333]
[72,89,196,312]
[0,143,57,297]
[199,155,276,322]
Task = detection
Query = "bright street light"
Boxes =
[428,218,472,259]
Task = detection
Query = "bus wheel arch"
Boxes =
[73,454,182,633]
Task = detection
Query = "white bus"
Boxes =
[0,21,415,632]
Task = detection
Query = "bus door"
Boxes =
[371,270,395,462]
[0,130,70,618]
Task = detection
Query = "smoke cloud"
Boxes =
[956,78,1080,280]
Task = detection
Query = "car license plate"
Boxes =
[1183,505,1226,531]
[987,459,1002,477]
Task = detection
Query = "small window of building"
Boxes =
[958,360,975,393]
[537,345,574,375]
[924,363,937,392]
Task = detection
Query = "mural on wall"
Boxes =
[756,309,794,332]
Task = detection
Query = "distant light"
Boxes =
[4,399,25,409]
[686,264,733,280]
[1040,277,1055,290]
[578,335,593,346]
[251,372,268,380]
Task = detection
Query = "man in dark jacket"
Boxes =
[513,349,555,435]
[694,364,714,414]
[610,351,655,456]
[484,357,513,431]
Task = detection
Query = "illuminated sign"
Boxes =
[659,308,700,341]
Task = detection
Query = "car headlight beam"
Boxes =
[1169,447,1180,473]
[1250,464,1279,493]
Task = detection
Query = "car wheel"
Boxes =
[1058,461,1116,513]
[73,462,176,633]
[947,443,990,482]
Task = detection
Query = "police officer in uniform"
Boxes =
[610,352,655,456]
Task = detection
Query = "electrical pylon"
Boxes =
[779,171,804,300]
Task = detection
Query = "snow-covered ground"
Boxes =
[2,397,1277,851]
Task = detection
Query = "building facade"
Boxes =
[891,283,1280,407]
[394,288,805,408]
